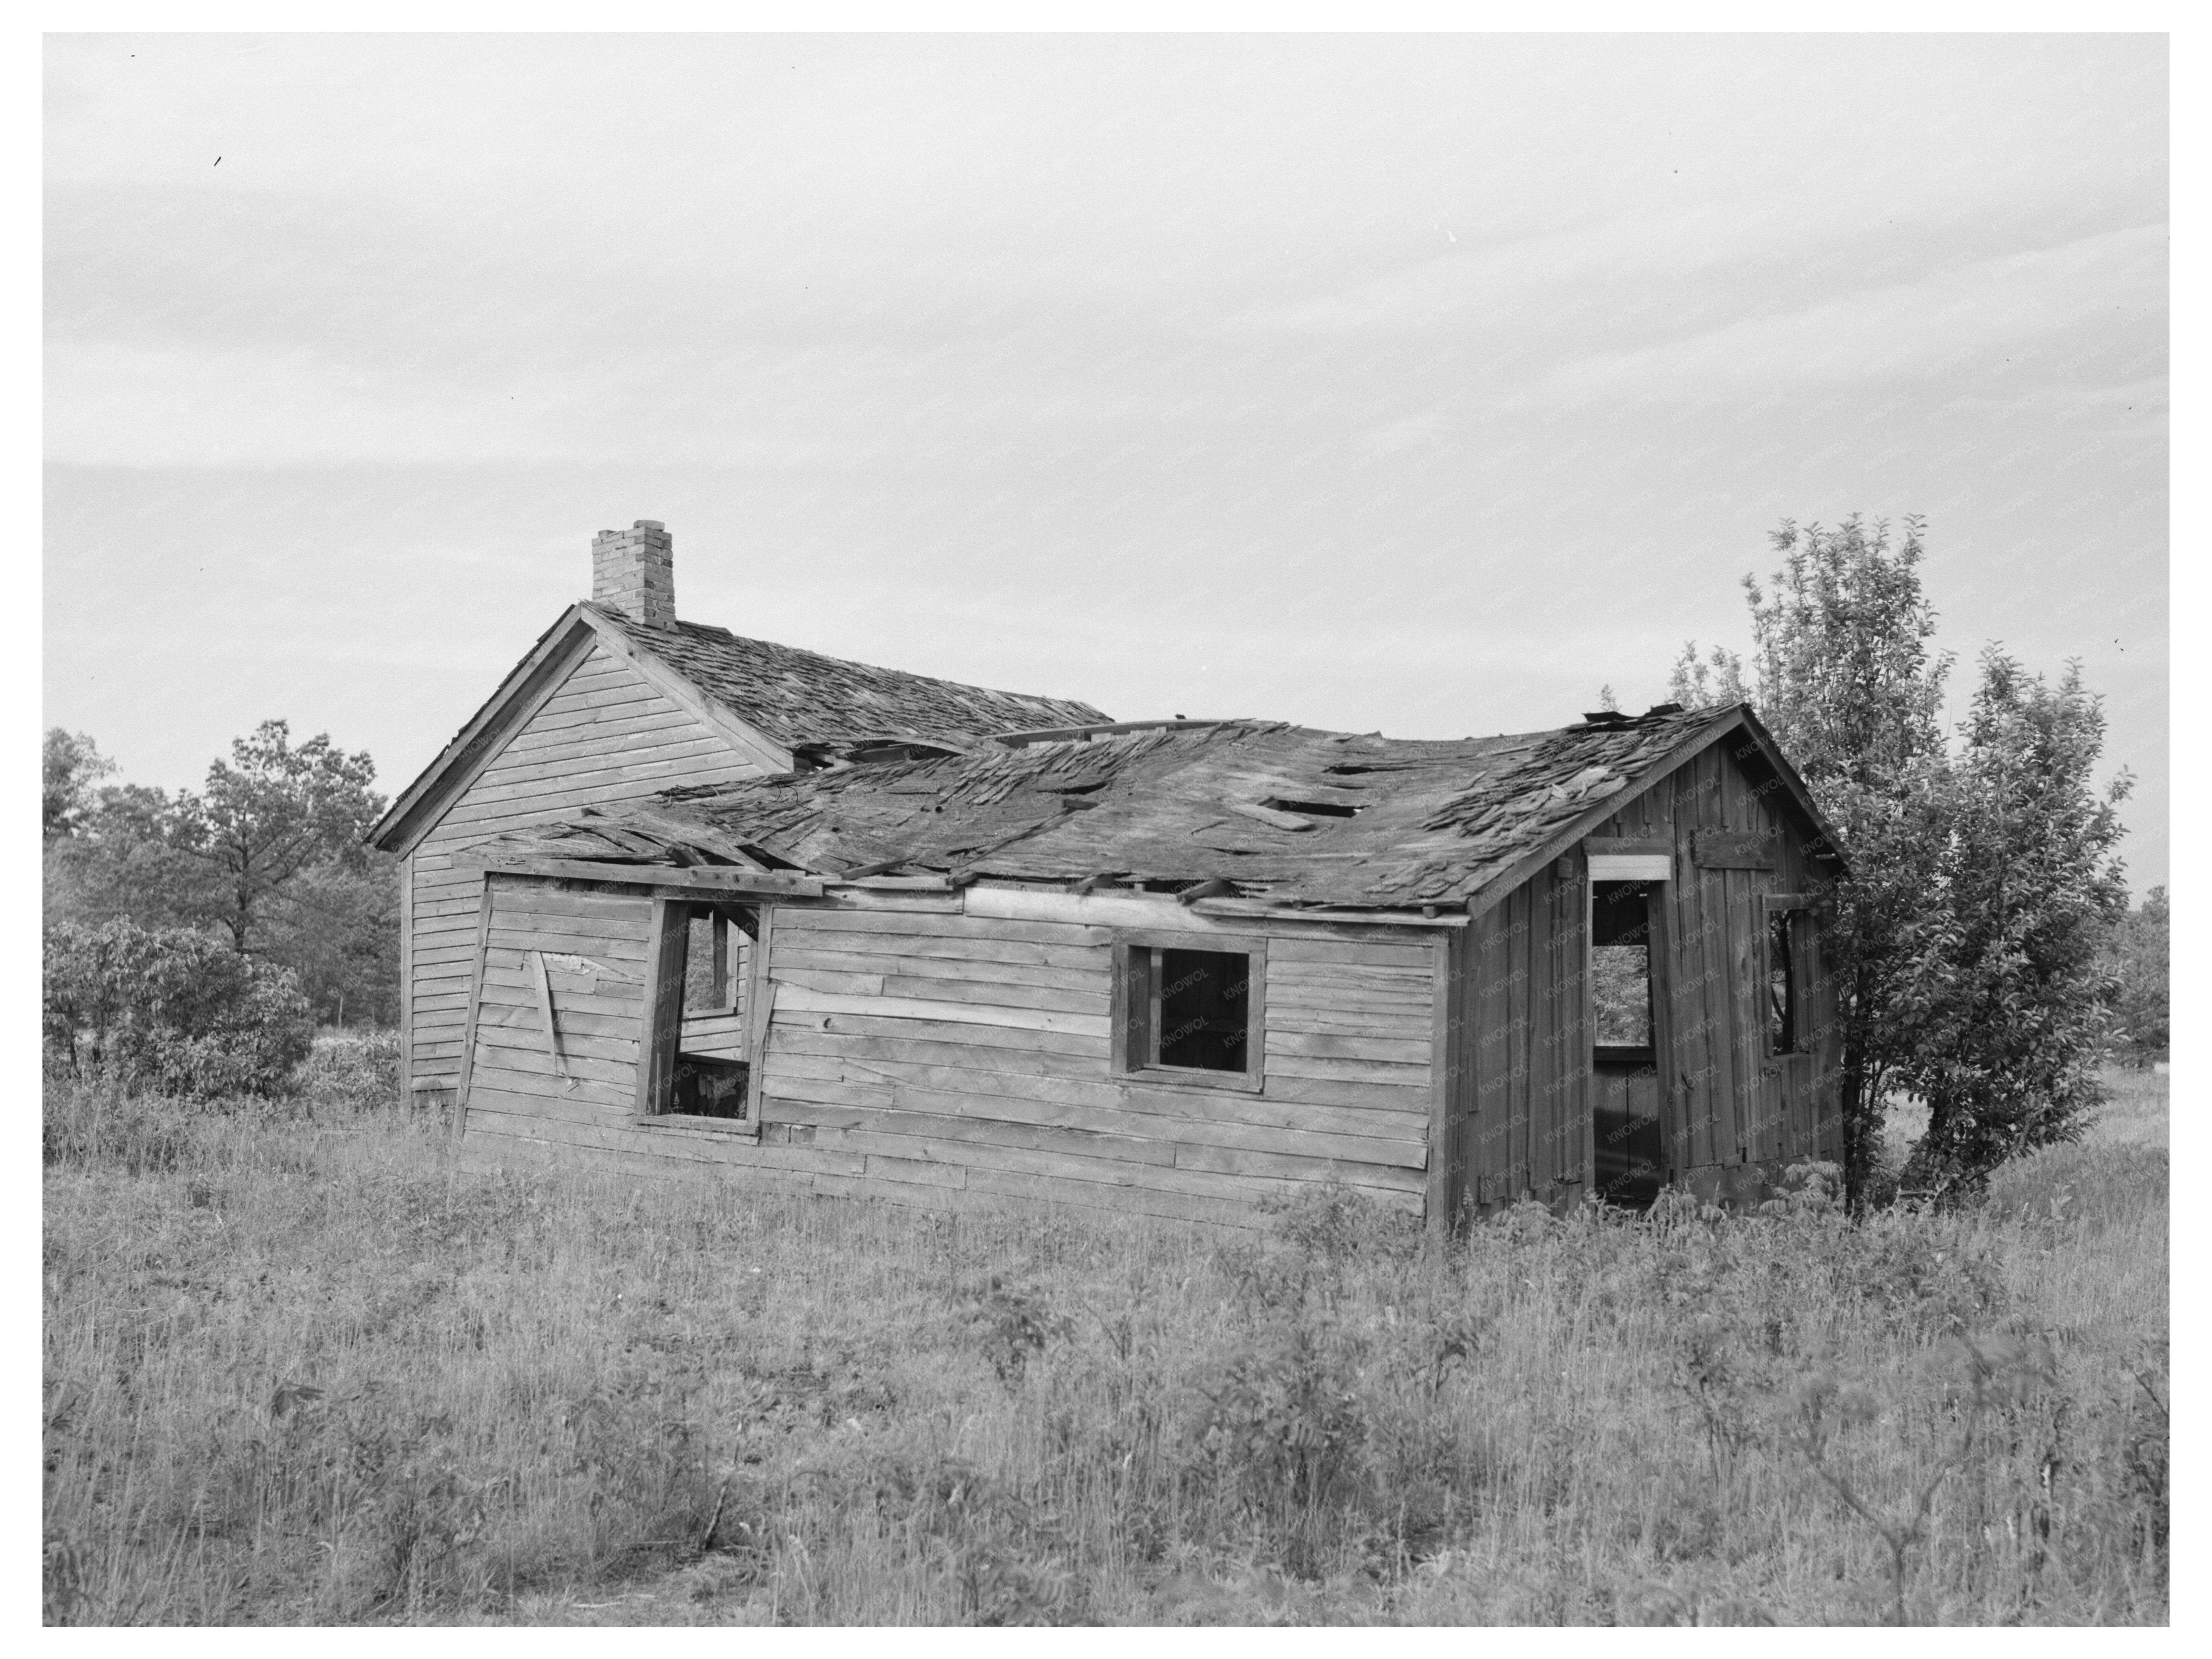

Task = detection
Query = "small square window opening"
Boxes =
[1113,933,1265,1089]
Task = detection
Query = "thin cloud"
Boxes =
[1541,222,2165,401]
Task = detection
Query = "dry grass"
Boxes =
[43,1056,2167,1626]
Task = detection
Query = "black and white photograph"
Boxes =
[40,22,2172,1628]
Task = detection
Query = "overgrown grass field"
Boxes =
[43,1040,2168,1625]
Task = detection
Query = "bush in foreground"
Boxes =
[43,919,314,1099]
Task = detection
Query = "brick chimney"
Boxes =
[591,520,675,628]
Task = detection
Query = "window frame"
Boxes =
[1110,927,1268,1093]
[633,893,765,1136]
[1761,893,1814,1061]
[1587,878,1661,1068]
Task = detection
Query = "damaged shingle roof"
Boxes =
[588,605,1109,752]
[460,703,1836,909]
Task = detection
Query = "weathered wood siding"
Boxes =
[1452,858,1588,1214]
[759,900,1437,1227]
[1454,731,1842,1214]
[459,882,1444,1229]
[406,642,768,1096]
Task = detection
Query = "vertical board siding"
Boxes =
[405,641,770,1094]
[1460,861,1587,1212]
[1457,733,1841,1218]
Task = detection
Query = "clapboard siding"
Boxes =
[405,641,771,1093]
[751,900,1432,1216]
[455,880,1441,1225]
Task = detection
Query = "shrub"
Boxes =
[296,1029,405,1114]
[43,919,315,1099]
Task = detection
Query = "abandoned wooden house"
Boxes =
[370,522,1849,1230]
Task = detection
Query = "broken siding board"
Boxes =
[451,882,495,1139]
[436,757,765,826]
[471,1041,635,1088]
[478,884,675,922]
[778,1042,1430,1139]
[479,1024,638,1068]
[772,1008,1109,1061]
[1269,990,1434,1019]
[468,1061,635,1112]
[776,1061,1427,1163]
[464,1102,858,1178]
[849,1133,1363,1209]
[486,904,654,938]
[443,741,746,810]
[476,1002,642,1042]
[768,1026,1116,1081]
[1268,937,1435,969]
[1263,1031,1432,1065]
[767,931,1105,974]
[875,975,1103,1016]
[773,985,1111,1039]
[467,1097,845,1177]
[772,944,1108,992]
[766,1083,1429,1169]
[780,908,1112,947]
[1172,1141,1426,1194]
[478,980,645,1020]
[1259,1055,1431,1090]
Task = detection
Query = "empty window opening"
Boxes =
[1259,797,1360,818]
[1115,937,1264,1085]
[1157,949,1250,1071]
[1767,908,1803,1055]
[644,901,758,1121]
[1590,881,1655,1056]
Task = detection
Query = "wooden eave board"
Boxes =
[369,607,597,852]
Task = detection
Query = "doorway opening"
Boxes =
[1591,879,1664,1208]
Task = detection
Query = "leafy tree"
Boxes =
[256,855,404,1027]
[44,782,220,933]
[1727,517,1955,1205]
[1666,641,1749,709]
[169,719,386,954]
[1895,653,2131,1192]
[42,729,114,839]
[2106,886,2169,1067]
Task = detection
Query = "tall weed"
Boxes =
[44,1075,2168,1625]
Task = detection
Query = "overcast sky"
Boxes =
[43,32,2168,888]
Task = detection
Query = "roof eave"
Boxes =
[368,605,598,853]
[1460,704,1847,922]
[368,602,798,857]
